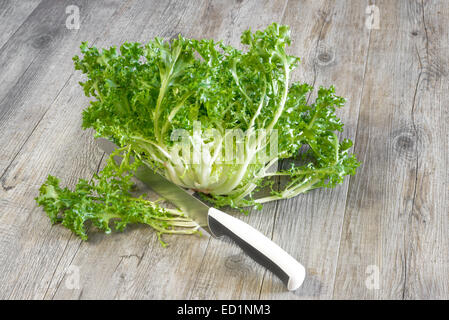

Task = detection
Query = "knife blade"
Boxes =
[96,137,306,291]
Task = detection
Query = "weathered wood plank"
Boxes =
[0,0,115,175]
[258,0,371,299]
[402,0,449,299]
[0,0,134,299]
[0,0,42,49]
[333,0,411,300]
[332,0,449,299]
[0,0,79,111]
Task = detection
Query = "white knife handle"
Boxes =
[208,208,306,291]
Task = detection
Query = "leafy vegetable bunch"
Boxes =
[37,23,359,241]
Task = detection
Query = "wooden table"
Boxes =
[0,0,448,300]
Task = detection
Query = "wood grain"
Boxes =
[333,0,449,299]
[0,0,41,49]
[260,0,373,300]
[401,0,449,299]
[0,0,117,175]
[0,0,447,300]
[0,0,124,299]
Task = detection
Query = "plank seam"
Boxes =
[402,0,428,298]
[42,234,74,299]
[187,237,212,299]
[257,0,290,299]
[402,59,422,300]
[50,234,83,300]
[0,53,39,124]
[45,152,105,299]
[307,2,331,104]
[331,0,374,299]
[0,72,73,184]
[0,0,43,56]
[13,0,141,299]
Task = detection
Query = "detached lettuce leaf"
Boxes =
[36,148,199,244]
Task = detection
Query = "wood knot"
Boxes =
[31,34,53,49]
[391,125,429,162]
[392,130,416,162]
[224,254,251,276]
[396,135,415,151]
[0,174,16,191]
[411,30,419,36]
[420,51,448,82]
[318,52,332,63]
[316,45,335,66]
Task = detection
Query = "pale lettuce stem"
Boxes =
[163,208,186,216]
[173,160,198,188]
[262,172,290,177]
[306,109,320,130]
[93,82,104,102]
[209,130,239,188]
[234,182,258,202]
[131,136,171,160]
[190,136,206,187]
[150,223,200,235]
[333,134,339,164]
[265,59,289,132]
[212,157,252,195]
[262,167,334,178]
[165,221,199,227]
[163,162,190,188]
[199,145,213,188]
[154,77,169,143]
[160,92,192,138]
[210,136,223,164]
[137,143,164,164]
[231,59,252,103]
[154,45,182,143]
[254,177,320,204]
[118,145,132,173]
[147,215,194,223]
[248,77,267,130]
[212,128,270,195]
[127,199,191,221]
[211,125,266,194]
[251,58,288,153]
[233,157,278,201]
[204,162,234,191]
[211,132,259,194]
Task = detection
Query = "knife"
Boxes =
[96,138,306,291]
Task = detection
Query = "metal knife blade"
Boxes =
[134,165,209,227]
[96,138,209,227]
